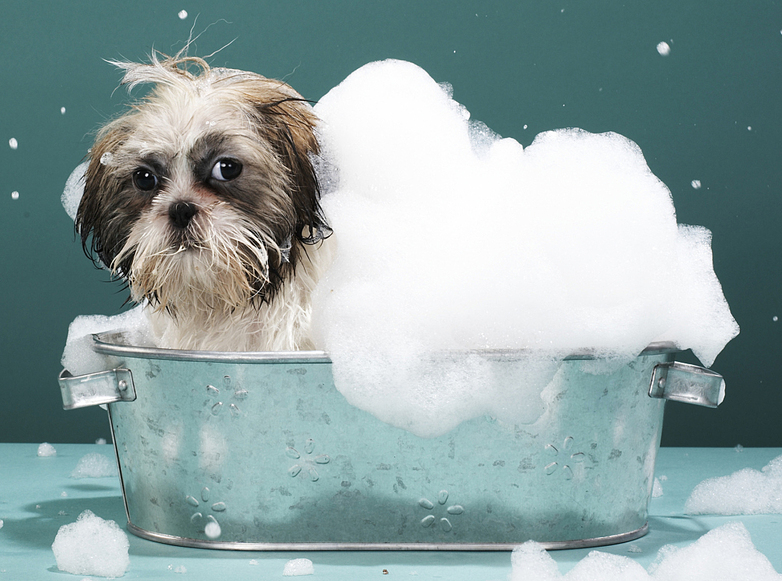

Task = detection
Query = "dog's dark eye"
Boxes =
[132,168,158,191]
[211,158,242,182]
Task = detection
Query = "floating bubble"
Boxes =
[11,191,19,200]
[657,41,671,56]
[8,138,18,149]
[691,180,702,189]
[178,9,188,19]
[60,107,66,114]
[773,316,778,323]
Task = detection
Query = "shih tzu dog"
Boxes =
[76,53,332,351]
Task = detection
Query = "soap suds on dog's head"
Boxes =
[311,59,738,437]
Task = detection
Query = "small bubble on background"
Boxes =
[656,41,671,56]
[178,9,188,19]
[773,316,778,322]
[747,126,752,131]
[11,191,19,200]
[9,138,18,149]
[61,107,66,114]
[691,180,702,189]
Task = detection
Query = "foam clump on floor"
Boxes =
[52,510,130,578]
[70,453,118,479]
[311,59,739,437]
[61,304,151,376]
[37,442,57,457]
[510,523,781,580]
[283,558,314,576]
[685,454,782,515]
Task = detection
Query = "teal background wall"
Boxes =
[1,0,780,445]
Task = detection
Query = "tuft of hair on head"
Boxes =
[105,50,212,94]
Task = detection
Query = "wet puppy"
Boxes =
[76,53,332,351]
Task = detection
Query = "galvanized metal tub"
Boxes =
[58,333,724,550]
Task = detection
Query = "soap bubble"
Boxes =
[657,41,671,56]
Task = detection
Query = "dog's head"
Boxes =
[77,54,330,314]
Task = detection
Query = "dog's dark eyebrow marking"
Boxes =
[188,132,231,173]
[136,153,170,177]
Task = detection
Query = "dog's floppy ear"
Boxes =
[76,119,138,277]
[249,89,332,245]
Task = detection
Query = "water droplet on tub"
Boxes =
[204,517,221,539]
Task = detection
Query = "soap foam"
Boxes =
[52,510,130,578]
[685,454,782,515]
[283,558,315,576]
[311,60,738,437]
[38,442,57,457]
[70,453,118,479]
[61,304,151,376]
[510,523,780,580]
[62,161,89,223]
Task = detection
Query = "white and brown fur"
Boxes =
[76,54,332,351]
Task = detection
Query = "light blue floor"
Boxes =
[1,444,780,579]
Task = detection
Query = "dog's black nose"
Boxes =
[169,201,199,229]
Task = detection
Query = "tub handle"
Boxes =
[58,368,136,410]
[649,362,725,408]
